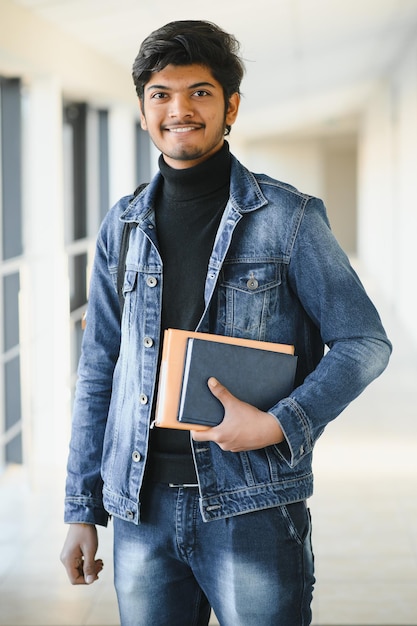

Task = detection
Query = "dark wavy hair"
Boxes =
[132,20,245,135]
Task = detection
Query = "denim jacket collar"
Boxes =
[120,154,268,226]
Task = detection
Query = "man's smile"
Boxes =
[165,125,204,133]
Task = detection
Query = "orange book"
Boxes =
[153,328,295,431]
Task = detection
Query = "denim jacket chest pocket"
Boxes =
[216,261,282,339]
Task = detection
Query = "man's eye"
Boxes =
[151,92,167,100]
[193,90,209,97]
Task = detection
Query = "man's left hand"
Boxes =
[191,377,285,452]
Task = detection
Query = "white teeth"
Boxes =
[169,127,195,133]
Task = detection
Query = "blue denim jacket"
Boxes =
[64,153,391,526]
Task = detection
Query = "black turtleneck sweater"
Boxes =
[147,142,231,484]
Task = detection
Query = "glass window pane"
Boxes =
[3,272,20,351]
[69,253,87,312]
[64,103,87,241]
[6,432,22,464]
[136,122,151,184]
[5,356,21,431]
[1,78,23,260]
[71,319,84,374]
[98,109,109,222]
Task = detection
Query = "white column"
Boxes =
[21,75,71,479]
[108,105,137,205]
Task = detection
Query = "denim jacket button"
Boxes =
[246,272,259,290]
[132,451,141,462]
[126,510,134,520]
[146,276,157,287]
[139,394,148,404]
[144,336,154,348]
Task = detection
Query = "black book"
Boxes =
[178,337,298,427]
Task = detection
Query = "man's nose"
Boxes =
[168,94,194,118]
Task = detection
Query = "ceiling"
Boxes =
[9,0,417,139]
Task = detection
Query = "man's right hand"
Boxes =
[60,523,103,585]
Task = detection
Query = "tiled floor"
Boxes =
[0,279,416,626]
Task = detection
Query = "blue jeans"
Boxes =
[113,482,315,626]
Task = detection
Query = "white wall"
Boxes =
[323,138,357,255]
[237,28,417,346]
[236,134,358,254]
[0,0,133,105]
[241,137,326,197]
[358,37,417,344]
[108,106,138,205]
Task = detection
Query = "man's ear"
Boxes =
[138,99,148,131]
[225,93,240,128]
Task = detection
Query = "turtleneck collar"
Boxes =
[158,141,231,201]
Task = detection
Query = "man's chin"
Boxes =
[167,147,204,162]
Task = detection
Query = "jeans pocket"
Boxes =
[280,501,310,544]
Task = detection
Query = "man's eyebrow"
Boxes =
[188,81,217,89]
[146,81,217,92]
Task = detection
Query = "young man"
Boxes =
[60,20,392,626]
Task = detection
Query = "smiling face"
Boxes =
[139,64,240,169]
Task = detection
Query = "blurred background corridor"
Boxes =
[1,1,417,624]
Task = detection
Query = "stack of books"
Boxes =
[154,329,297,431]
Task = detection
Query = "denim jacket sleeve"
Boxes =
[269,196,392,468]
[64,204,125,526]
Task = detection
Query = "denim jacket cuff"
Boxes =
[64,496,109,527]
[270,398,313,468]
